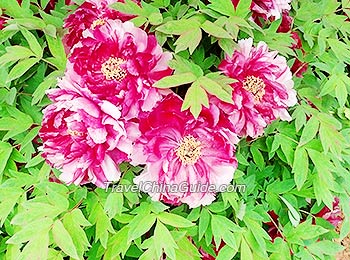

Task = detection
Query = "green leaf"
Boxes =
[292,147,309,190]
[89,204,114,248]
[208,0,235,17]
[233,0,252,17]
[156,19,201,35]
[328,39,350,64]
[7,17,46,30]
[111,0,144,16]
[104,192,124,218]
[105,226,131,259]
[45,34,67,70]
[250,146,265,170]
[286,220,329,243]
[0,46,34,66]
[216,245,237,260]
[197,76,233,104]
[169,55,203,77]
[307,240,344,257]
[280,196,300,227]
[174,28,202,54]
[7,57,39,82]
[19,230,49,260]
[218,38,236,56]
[21,29,43,58]
[0,142,13,177]
[0,0,32,18]
[7,218,52,244]
[154,221,178,259]
[52,219,80,259]
[0,187,23,225]
[62,209,91,258]
[335,78,348,107]
[240,236,253,260]
[0,110,33,140]
[174,236,202,260]
[299,116,319,146]
[198,208,210,240]
[128,213,157,241]
[201,20,232,39]
[157,212,194,228]
[154,73,197,88]
[182,81,209,118]
[32,70,60,105]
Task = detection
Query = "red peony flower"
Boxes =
[291,59,308,78]
[277,10,293,33]
[131,95,238,208]
[232,0,291,22]
[63,0,136,51]
[265,210,283,241]
[39,79,137,188]
[217,38,297,138]
[66,19,172,119]
[315,198,343,227]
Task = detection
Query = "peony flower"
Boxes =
[315,197,343,227]
[63,0,136,51]
[264,210,283,241]
[290,32,308,78]
[277,10,293,33]
[217,38,297,138]
[66,19,172,119]
[131,95,238,208]
[232,0,291,22]
[39,79,137,188]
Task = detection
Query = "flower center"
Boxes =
[175,135,202,165]
[91,18,105,29]
[242,75,266,102]
[67,129,84,137]
[101,57,127,81]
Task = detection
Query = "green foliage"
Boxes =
[0,0,349,259]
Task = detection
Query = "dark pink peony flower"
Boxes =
[291,59,308,78]
[0,18,5,30]
[232,0,291,22]
[66,19,172,119]
[217,38,297,138]
[290,32,308,78]
[315,197,343,227]
[277,10,293,33]
[63,0,136,51]
[131,95,238,208]
[265,210,283,241]
[39,79,137,188]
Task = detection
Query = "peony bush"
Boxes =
[0,0,349,259]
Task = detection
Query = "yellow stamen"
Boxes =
[91,18,105,29]
[101,57,127,81]
[175,135,202,165]
[67,129,84,137]
[242,75,266,102]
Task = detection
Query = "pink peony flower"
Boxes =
[217,38,297,138]
[315,197,343,227]
[66,19,172,119]
[63,0,136,51]
[232,0,291,21]
[39,79,137,188]
[131,95,238,208]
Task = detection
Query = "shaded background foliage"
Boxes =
[0,0,349,259]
